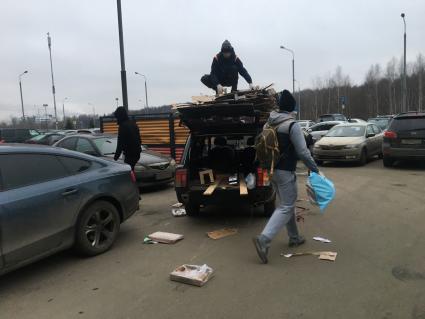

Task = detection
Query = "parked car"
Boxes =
[175,104,275,217]
[77,128,101,134]
[297,120,315,130]
[382,112,425,167]
[0,144,139,275]
[348,118,367,124]
[368,116,393,131]
[0,128,39,143]
[313,123,383,165]
[54,134,175,187]
[26,132,65,145]
[308,121,345,143]
[317,113,347,122]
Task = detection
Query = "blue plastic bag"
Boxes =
[306,172,336,212]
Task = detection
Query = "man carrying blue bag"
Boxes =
[253,90,322,264]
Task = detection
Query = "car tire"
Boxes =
[185,200,200,217]
[264,198,276,217]
[383,156,395,167]
[75,200,121,256]
[358,149,367,166]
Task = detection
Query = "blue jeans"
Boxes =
[261,170,299,242]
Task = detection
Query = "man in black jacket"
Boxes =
[113,107,141,170]
[201,40,254,94]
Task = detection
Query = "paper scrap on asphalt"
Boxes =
[313,236,332,243]
[207,228,238,240]
[148,231,184,244]
[281,251,337,262]
[172,202,184,208]
[172,208,187,217]
[170,264,214,286]
[319,251,337,261]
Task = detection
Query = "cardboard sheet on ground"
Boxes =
[207,228,238,240]
[148,232,184,244]
[281,251,337,262]
[170,264,214,286]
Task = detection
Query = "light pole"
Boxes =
[115,97,119,107]
[295,80,301,120]
[47,32,58,129]
[43,104,49,131]
[116,0,129,111]
[19,70,28,121]
[135,72,149,108]
[280,45,295,96]
[401,13,407,112]
[62,97,68,125]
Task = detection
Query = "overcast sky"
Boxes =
[1,0,424,121]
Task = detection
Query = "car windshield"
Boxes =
[326,125,365,137]
[368,118,390,130]
[390,117,425,131]
[29,134,46,141]
[93,137,118,155]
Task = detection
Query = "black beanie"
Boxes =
[114,106,129,125]
[221,40,233,52]
[278,90,296,112]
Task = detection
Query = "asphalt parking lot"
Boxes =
[1,159,425,319]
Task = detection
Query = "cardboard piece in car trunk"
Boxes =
[170,264,214,286]
[148,232,184,244]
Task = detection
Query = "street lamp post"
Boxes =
[116,0,129,111]
[19,70,28,121]
[401,13,407,112]
[43,104,49,131]
[115,97,119,107]
[280,45,295,96]
[47,32,58,129]
[135,72,149,108]
[62,97,68,126]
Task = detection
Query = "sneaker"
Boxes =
[288,236,306,247]
[252,236,269,264]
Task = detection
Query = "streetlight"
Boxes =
[47,32,58,129]
[135,72,149,108]
[294,79,301,120]
[401,13,407,112]
[19,70,28,121]
[62,97,68,125]
[280,45,295,96]
[115,97,119,107]
[116,0,129,111]
[43,104,49,131]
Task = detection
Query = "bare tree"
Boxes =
[415,54,425,111]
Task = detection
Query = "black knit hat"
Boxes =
[278,90,296,112]
[221,40,233,53]
[114,106,129,124]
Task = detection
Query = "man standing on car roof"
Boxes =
[201,40,254,94]
[113,106,141,171]
[253,90,320,264]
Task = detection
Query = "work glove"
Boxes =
[216,84,224,95]
[249,83,255,90]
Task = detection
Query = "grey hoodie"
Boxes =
[267,111,319,173]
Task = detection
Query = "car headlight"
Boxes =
[170,159,176,166]
[343,144,361,149]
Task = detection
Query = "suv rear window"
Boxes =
[389,117,425,131]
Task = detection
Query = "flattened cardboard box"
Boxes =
[170,264,214,287]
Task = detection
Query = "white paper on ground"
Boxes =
[313,236,332,243]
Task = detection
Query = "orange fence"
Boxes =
[100,113,189,163]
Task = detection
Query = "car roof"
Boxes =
[60,133,116,139]
[394,112,425,118]
[0,143,87,156]
[313,120,345,125]
[335,122,368,127]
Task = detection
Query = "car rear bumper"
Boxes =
[383,146,425,159]
[313,148,362,161]
[135,168,175,188]
[175,186,274,206]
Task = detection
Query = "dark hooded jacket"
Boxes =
[210,48,252,87]
[114,107,141,160]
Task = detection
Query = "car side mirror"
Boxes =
[366,133,375,138]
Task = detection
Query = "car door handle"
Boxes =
[61,188,78,196]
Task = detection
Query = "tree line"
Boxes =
[299,53,425,120]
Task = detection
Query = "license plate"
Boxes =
[156,171,172,180]
[401,139,422,145]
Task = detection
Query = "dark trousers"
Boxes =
[201,69,239,92]
[124,155,140,171]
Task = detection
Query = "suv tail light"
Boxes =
[384,131,397,139]
[175,168,188,188]
[130,170,137,183]
[256,168,270,187]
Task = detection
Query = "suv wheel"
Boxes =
[75,201,120,256]
[383,156,395,167]
[185,200,200,217]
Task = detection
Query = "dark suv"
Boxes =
[174,105,275,216]
[0,128,39,143]
[382,112,425,167]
